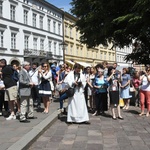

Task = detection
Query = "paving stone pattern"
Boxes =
[0,101,59,150]
[29,106,150,150]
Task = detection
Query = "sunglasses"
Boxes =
[43,66,47,67]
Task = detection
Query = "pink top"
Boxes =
[132,78,141,88]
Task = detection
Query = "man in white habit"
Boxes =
[64,63,90,124]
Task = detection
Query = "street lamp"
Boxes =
[60,41,68,63]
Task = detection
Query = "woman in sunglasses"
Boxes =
[139,66,150,117]
[38,62,52,114]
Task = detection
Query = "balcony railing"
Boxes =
[24,49,52,58]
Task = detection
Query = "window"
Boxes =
[0,1,2,17]
[53,21,56,33]
[58,23,61,35]
[24,35,29,49]
[10,5,15,21]
[47,19,51,32]
[65,25,67,36]
[39,16,43,29]
[48,40,51,51]
[80,48,82,56]
[70,45,73,54]
[87,51,88,57]
[0,31,3,47]
[70,27,72,38]
[104,52,106,60]
[109,52,111,60]
[76,47,79,55]
[65,45,68,54]
[24,10,28,24]
[54,42,56,55]
[59,43,61,55]
[76,31,78,40]
[11,33,16,49]
[33,13,36,27]
[100,52,103,59]
[40,39,44,50]
[112,54,115,61]
[33,38,37,50]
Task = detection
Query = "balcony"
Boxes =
[24,49,52,58]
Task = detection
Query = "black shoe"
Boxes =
[27,116,37,119]
[118,116,124,120]
[20,119,30,123]
[82,121,91,125]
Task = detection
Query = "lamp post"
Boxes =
[60,41,67,63]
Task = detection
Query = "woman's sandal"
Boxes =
[139,113,145,116]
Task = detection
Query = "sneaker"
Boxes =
[0,111,2,116]
[6,115,16,120]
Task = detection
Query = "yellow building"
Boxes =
[64,12,116,68]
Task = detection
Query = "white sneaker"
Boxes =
[6,115,16,120]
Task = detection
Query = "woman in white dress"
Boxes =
[64,63,90,124]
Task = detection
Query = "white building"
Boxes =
[116,45,132,71]
[0,0,64,65]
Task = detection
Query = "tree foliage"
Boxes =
[70,0,150,65]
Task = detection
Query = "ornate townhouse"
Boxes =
[64,12,116,68]
[0,0,64,65]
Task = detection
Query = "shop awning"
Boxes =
[76,61,91,68]
[65,60,75,65]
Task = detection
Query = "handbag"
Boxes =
[66,88,75,97]
[130,86,135,92]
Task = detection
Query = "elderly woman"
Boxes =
[93,69,108,116]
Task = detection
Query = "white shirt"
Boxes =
[29,69,39,85]
[141,75,150,91]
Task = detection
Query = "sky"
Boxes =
[47,0,72,12]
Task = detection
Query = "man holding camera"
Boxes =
[64,63,90,124]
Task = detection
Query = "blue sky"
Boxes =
[47,0,72,12]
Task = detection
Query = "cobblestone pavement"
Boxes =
[0,100,60,150]
[29,106,150,150]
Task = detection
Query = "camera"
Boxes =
[77,81,82,86]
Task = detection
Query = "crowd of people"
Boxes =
[0,58,150,124]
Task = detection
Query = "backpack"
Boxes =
[11,68,19,82]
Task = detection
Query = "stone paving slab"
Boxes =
[29,106,150,150]
[0,100,62,150]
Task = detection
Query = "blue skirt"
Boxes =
[39,80,51,97]
[121,86,132,99]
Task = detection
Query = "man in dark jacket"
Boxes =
[0,59,17,120]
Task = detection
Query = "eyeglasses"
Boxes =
[43,66,47,68]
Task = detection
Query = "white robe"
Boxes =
[64,71,89,123]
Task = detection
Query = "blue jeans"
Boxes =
[59,92,68,109]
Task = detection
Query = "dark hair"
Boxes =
[32,62,38,66]
[95,63,103,70]
[107,66,115,76]
[74,63,82,69]
[146,66,150,72]
[0,59,7,65]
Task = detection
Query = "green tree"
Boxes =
[70,0,150,65]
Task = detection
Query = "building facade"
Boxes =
[0,0,64,65]
[64,12,116,68]
[116,46,132,71]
